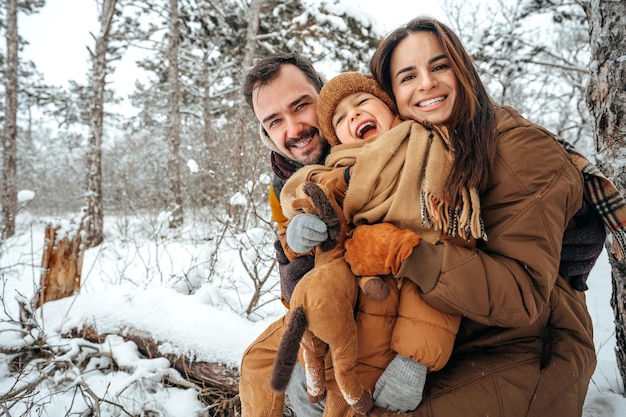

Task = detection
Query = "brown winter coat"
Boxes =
[319,105,595,417]
[277,119,462,413]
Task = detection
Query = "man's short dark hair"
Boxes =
[243,53,324,111]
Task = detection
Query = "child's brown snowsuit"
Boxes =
[270,121,479,415]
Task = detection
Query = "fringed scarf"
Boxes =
[559,139,626,260]
[280,120,626,259]
[334,120,487,244]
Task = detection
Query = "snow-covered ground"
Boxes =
[0,213,624,415]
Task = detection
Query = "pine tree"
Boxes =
[84,0,120,247]
[1,0,44,238]
[167,0,183,228]
[2,0,18,238]
[119,0,382,216]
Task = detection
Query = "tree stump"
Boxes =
[36,223,84,307]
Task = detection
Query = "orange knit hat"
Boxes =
[316,72,396,145]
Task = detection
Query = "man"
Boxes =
[240,53,328,417]
[240,53,608,417]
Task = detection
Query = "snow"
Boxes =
[17,190,36,203]
[6,0,626,414]
[0,214,282,415]
[584,253,626,416]
[41,285,266,368]
[230,192,248,207]
[1,212,625,416]
[186,159,199,174]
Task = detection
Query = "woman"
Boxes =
[336,17,597,417]
[274,72,472,414]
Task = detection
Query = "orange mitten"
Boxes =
[345,223,421,276]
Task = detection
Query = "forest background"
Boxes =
[1,0,626,416]
[1,0,600,237]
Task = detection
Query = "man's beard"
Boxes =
[286,128,329,165]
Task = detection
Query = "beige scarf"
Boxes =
[323,120,486,243]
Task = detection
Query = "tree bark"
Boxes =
[202,51,215,151]
[167,0,184,229]
[84,0,118,248]
[241,0,265,75]
[584,0,626,391]
[200,52,216,206]
[2,0,18,238]
[233,0,266,178]
[36,224,84,308]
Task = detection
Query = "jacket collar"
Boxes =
[271,151,304,181]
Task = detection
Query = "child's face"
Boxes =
[332,92,395,144]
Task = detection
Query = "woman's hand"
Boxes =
[559,201,606,291]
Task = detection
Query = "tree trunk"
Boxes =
[241,0,265,75]
[233,0,266,178]
[167,0,184,229]
[36,223,84,308]
[2,0,18,238]
[202,51,215,150]
[84,0,117,248]
[584,0,626,391]
[200,52,216,206]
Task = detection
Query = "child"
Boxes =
[273,72,484,414]
[285,71,400,301]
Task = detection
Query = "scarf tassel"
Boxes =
[609,230,626,260]
[421,188,487,242]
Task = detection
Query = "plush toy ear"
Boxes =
[302,181,340,252]
[291,197,317,214]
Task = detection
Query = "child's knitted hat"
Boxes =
[317,72,396,145]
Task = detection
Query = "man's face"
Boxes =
[252,64,328,165]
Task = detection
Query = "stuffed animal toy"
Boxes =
[270,179,420,414]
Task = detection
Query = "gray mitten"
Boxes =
[374,354,427,412]
[286,214,328,253]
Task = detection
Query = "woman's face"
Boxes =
[390,31,458,125]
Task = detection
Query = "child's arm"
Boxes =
[284,215,328,255]
[283,166,352,253]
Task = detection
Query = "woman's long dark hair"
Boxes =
[370,17,497,202]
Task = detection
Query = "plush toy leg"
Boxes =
[358,276,390,301]
[300,328,328,403]
[290,256,373,414]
